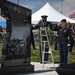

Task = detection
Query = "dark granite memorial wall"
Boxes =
[0,0,34,74]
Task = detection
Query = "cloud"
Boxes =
[1,0,75,20]
[62,0,75,17]
[20,1,45,13]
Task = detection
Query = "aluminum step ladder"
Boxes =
[39,27,55,70]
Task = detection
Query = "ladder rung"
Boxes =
[40,28,46,30]
[41,41,48,42]
[41,35,47,36]
[42,61,54,64]
[42,51,52,53]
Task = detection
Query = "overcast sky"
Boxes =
[0,0,75,22]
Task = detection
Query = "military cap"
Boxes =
[41,15,48,18]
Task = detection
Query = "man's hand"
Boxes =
[38,19,43,24]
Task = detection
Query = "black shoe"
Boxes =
[59,64,63,67]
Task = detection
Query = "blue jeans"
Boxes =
[58,44,68,65]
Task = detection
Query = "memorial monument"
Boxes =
[0,0,34,74]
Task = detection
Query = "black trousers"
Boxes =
[68,43,74,53]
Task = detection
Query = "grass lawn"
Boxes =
[31,42,75,64]
[0,42,75,64]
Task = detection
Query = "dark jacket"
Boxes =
[33,21,52,30]
[57,26,71,44]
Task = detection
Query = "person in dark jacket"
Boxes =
[67,24,74,55]
[33,15,53,63]
[57,19,71,66]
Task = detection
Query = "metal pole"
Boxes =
[17,0,19,4]
[62,0,63,14]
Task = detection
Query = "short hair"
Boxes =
[61,19,66,22]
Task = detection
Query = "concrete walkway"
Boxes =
[16,62,59,75]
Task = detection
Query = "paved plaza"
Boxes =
[15,62,59,75]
